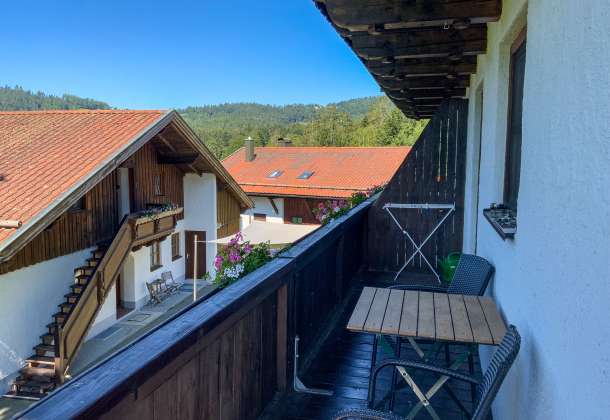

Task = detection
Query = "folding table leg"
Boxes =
[367,335,379,409]
[389,337,401,411]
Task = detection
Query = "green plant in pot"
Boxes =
[437,252,461,284]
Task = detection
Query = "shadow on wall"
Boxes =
[0,339,24,393]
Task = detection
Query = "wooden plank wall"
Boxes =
[100,293,278,420]
[0,171,119,275]
[130,142,185,215]
[16,196,376,420]
[283,197,322,225]
[367,99,468,273]
[216,186,242,238]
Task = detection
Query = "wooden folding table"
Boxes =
[347,287,507,419]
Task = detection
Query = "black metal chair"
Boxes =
[377,254,495,408]
[388,253,494,296]
[334,325,520,420]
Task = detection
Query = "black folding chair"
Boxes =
[334,325,520,420]
[374,254,495,409]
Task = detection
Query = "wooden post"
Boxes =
[276,284,288,391]
[193,234,198,302]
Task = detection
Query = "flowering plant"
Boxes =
[312,184,386,225]
[211,232,273,288]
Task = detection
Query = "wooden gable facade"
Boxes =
[0,120,248,275]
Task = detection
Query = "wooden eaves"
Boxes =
[314,0,502,119]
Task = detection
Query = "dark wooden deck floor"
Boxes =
[264,271,484,420]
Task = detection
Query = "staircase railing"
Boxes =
[54,207,182,382]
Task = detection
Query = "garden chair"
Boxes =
[333,325,520,420]
[378,254,495,409]
[161,271,183,293]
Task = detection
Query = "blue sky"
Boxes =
[1,1,380,109]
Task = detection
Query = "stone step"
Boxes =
[74,274,90,285]
[19,366,55,381]
[53,312,67,324]
[40,333,54,345]
[70,283,86,294]
[74,266,93,277]
[25,355,56,366]
[64,292,81,304]
[33,344,56,357]
[58,302,74,314]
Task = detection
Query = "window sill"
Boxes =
[150,264,163,272]
[483,206,517,240]
[172,255,182,262]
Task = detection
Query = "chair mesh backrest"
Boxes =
[161,271,173,282]
[447,254,494,296]
[472,325,521,420]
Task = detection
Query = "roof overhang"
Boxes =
[0,111,252,263]
[314,0,502,119]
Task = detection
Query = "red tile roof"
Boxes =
[222,146,410,198]
[0,110,167,246]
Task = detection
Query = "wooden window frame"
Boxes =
[150,241,162,271]
[68,196,88,213]
[503,28,527,213]
[171,232,182,261]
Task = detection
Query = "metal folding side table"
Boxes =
[347,287,507,419]
[383,203,455,283]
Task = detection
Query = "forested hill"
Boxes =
[180,96,427,158]
[180,96,379,126]
[0,85,427,159]
[0,86,110,111]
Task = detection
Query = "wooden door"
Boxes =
[185,230,206,279]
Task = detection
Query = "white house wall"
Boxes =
[463,0,610,418]
[0,247,94,393]
[241,196,284,228]
[183,173,218,277]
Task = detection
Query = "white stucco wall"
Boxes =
[183,173,217,277]
[0,247,94,392]
[241,195,284,228]
[463,0,610,418]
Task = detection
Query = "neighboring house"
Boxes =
[0,110,251,398]
[223,138,410,228]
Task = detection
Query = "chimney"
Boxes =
[277,137,293,147]
[245,136,255,162]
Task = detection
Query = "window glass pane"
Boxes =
[505,39,526,211]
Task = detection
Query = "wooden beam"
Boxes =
[156,152,199,165]
[367,56,478,77]
[376,75,470,91]
[319,0,501,31]
[268,198,279,215]
[349,26,486,60]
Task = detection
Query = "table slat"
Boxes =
[433,293,454,341]
[399,291,419,336]
[417,292,435,339]
[448,294,474,343]
[363,288,391,333]
[478,296,507,345]
[381,289,405,335]
[463,295,493,345]
[347,287,376,331]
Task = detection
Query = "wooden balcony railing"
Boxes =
[54,208,182,383]
[22,197,374,419]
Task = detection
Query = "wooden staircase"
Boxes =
[3,246,107,400]
[3,207,182,401]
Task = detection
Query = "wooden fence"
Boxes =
[17,195,372,420]
[367,99,468,274]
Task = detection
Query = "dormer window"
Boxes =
[297,171,314,180]
[268,170,283,178]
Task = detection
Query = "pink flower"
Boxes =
[339,200,347,208]
[318,202,325,210]
[244,244,253,255]
[229,250,241,263]
[332,200,338,208]
[214,255,224,270]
